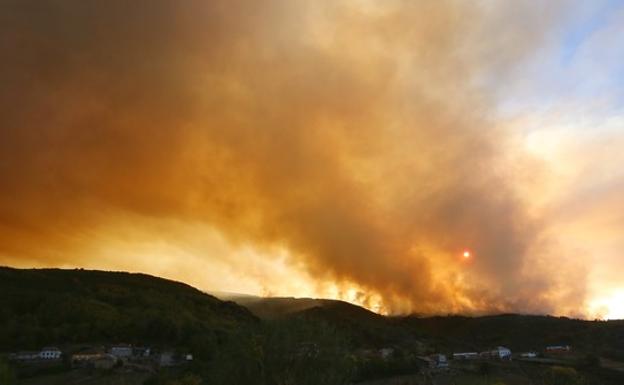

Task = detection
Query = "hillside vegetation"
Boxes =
[218,294,624,360]
[398,314,624,359]
[0,268,355,385]
[3,268,624,385]
[0,267,257,350]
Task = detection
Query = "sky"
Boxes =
[1,0,624,319]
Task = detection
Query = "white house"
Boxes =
[491,346,512,360]
[110,344,133,358]
[379,348,394,360]
[39,347,62,360]
[431,354,448,368]
[453,352,479,360]
[133,347,151,358]
[10,351,40,361]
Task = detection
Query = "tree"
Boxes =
[0,359,16,385]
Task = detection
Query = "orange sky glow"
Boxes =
[1,0,624,319]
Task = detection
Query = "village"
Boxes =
[413,345,573,371]
[5,341,577,384]
[7,343,193,375]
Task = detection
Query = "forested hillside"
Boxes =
[398,314,624,360]
[0,267,257,350]
[3,268,624,385]
[221,294,624,361]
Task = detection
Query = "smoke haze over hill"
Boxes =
[2,0,622,317]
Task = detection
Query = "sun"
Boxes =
[463,250,471,259]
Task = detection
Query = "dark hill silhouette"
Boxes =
[399,313,624,355]
[217,293,382,322]
[219,293,624,359]
[214,294,405,347]
[0,267,257,350]
[215,294,327,320]
[4,267,624,363]
[4,268,624,384]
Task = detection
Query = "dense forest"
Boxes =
[0,267,257,350]
[398,314,624,360]
[0,268,379,384]
[230,293,624,361]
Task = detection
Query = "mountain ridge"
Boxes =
[0,266,257,351]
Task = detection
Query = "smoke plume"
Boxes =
[0,0,583,314]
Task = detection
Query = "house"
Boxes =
[416,354,449,370]
[490,346,512,360]
[9,351,40,362]
[72,348,106,365]
[159,351,175,367]
[453,352,479,360]
[133,347,151,358]
[546,345,571,353]
[39,347,62,360]
[379,348,394,360]
[9,348,62,362]
[72,349,117,369]
[110,344,133,358]
[430,354,449,369]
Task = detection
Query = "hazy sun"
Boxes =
[463,250,471,259]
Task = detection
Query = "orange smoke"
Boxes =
[0,1,585,315]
